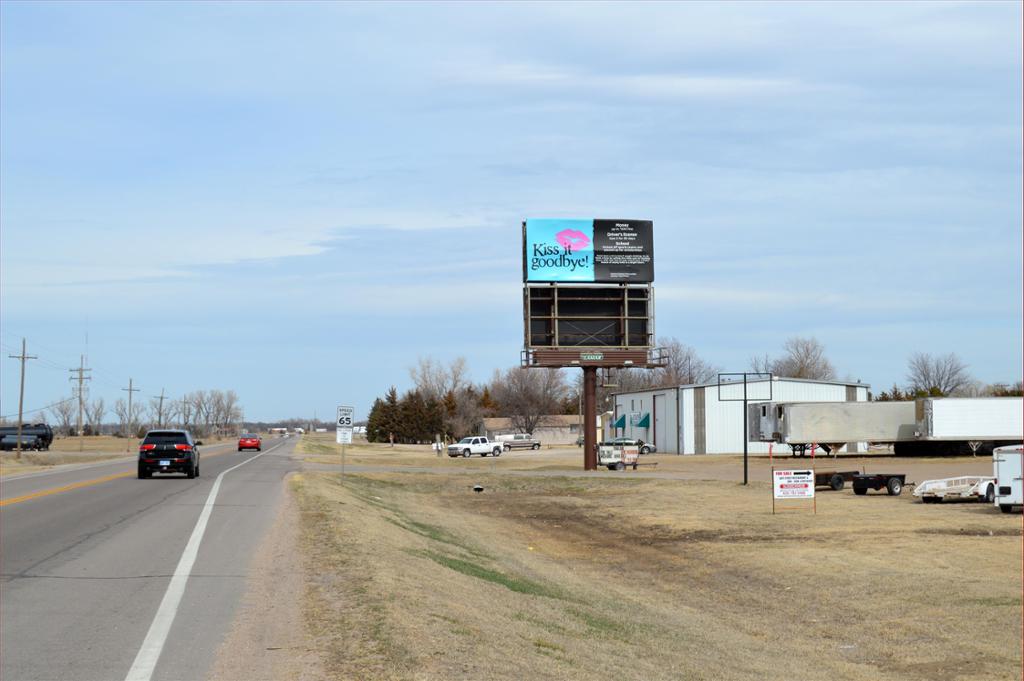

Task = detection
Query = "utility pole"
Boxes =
[8,339,37,459]
[122,378,140,440]
[155,388,166,428]
[69,356,92,451]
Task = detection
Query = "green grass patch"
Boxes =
[383,515,491,559]
[966,596,1022,607]
[419,550,565,600]
[533,639,564,653]
[513,611,569,635]
[566,607,631,638]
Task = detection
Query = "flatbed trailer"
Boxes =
[852,473,906,496]
[913,476,995,503]
[814,470,859,491]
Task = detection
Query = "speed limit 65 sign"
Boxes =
[337,405,354,428]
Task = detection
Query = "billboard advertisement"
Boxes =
[523,218,653,283]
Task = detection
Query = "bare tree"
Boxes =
[490,367,568,434]
[49,399,76,436]
[189,391,210,436]
[409,356,469,402]
[654,338,720,386]
[906,352,971,396]
[47,399,75,436]
[114,398,130,436]
[749,353,773,375]
[86,398,105,435]
[751,337,836,380]
[216,390,242,433]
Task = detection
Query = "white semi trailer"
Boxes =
[750,401,916,456]
[750,397,1022,456]
[910,397,1023,455]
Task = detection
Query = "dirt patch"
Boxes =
[292,470,1022,680]
[209,473,322,681]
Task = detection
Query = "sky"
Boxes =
[1,1,1021,423]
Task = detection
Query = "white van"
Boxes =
[993,444,1023,513]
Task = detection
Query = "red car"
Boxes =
[238,433,262,452]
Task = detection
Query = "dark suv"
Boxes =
[138,430,202,479]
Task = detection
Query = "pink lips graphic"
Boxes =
[555,229,590,252]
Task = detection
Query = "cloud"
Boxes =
[441,59,817,99]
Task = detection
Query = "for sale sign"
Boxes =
[773,470,815,499]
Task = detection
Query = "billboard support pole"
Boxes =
[583,366,597,471]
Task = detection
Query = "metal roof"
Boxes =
[609,376,870,398]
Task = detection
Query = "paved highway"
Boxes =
[1,436,299,681]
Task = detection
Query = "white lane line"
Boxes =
[123,445,277,681]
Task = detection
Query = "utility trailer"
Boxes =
[597,443,658,471]
[993,444,1023,513]
[913,476,995,504]
[750,401,916,456]
[852,473,906,496]
[814,470,860,491]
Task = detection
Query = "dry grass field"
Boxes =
[291,435,1022,681]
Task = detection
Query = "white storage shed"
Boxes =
[610,377,870,455]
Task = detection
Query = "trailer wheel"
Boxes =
[615,462,625,471]
[982,484,994,504]
[999,504,1015,514]
[886,478,903,496]
[829,474,845,491]
[853,486,867,496]
[921,496,939,504]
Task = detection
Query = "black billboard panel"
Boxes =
[591,219,654,283]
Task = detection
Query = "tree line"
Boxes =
[365,336,1021,443]
[44,388,243,438]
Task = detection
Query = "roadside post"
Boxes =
[718,372,772,485]
[337,405,354,477]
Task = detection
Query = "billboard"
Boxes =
[524,219,653,283]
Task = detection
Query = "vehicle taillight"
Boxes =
[140,444,156,451]
[174,444,193,451]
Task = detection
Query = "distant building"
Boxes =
[483,414,610,446]
[610,377,870,455]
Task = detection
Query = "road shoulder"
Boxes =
[208,471,322,681]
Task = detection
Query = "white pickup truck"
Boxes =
[447,436,503,458]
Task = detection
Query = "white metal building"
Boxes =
[610,377,870,455]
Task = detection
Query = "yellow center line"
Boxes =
[0,472,134,507]
[0,444,248,508]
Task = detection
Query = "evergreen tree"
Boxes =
[366,397,386,442]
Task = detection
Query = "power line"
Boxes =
[1,396,76,420]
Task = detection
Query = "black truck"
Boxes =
[0,423,54,451]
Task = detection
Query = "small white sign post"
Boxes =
[337,406,354,476]
[772,468,816,514]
